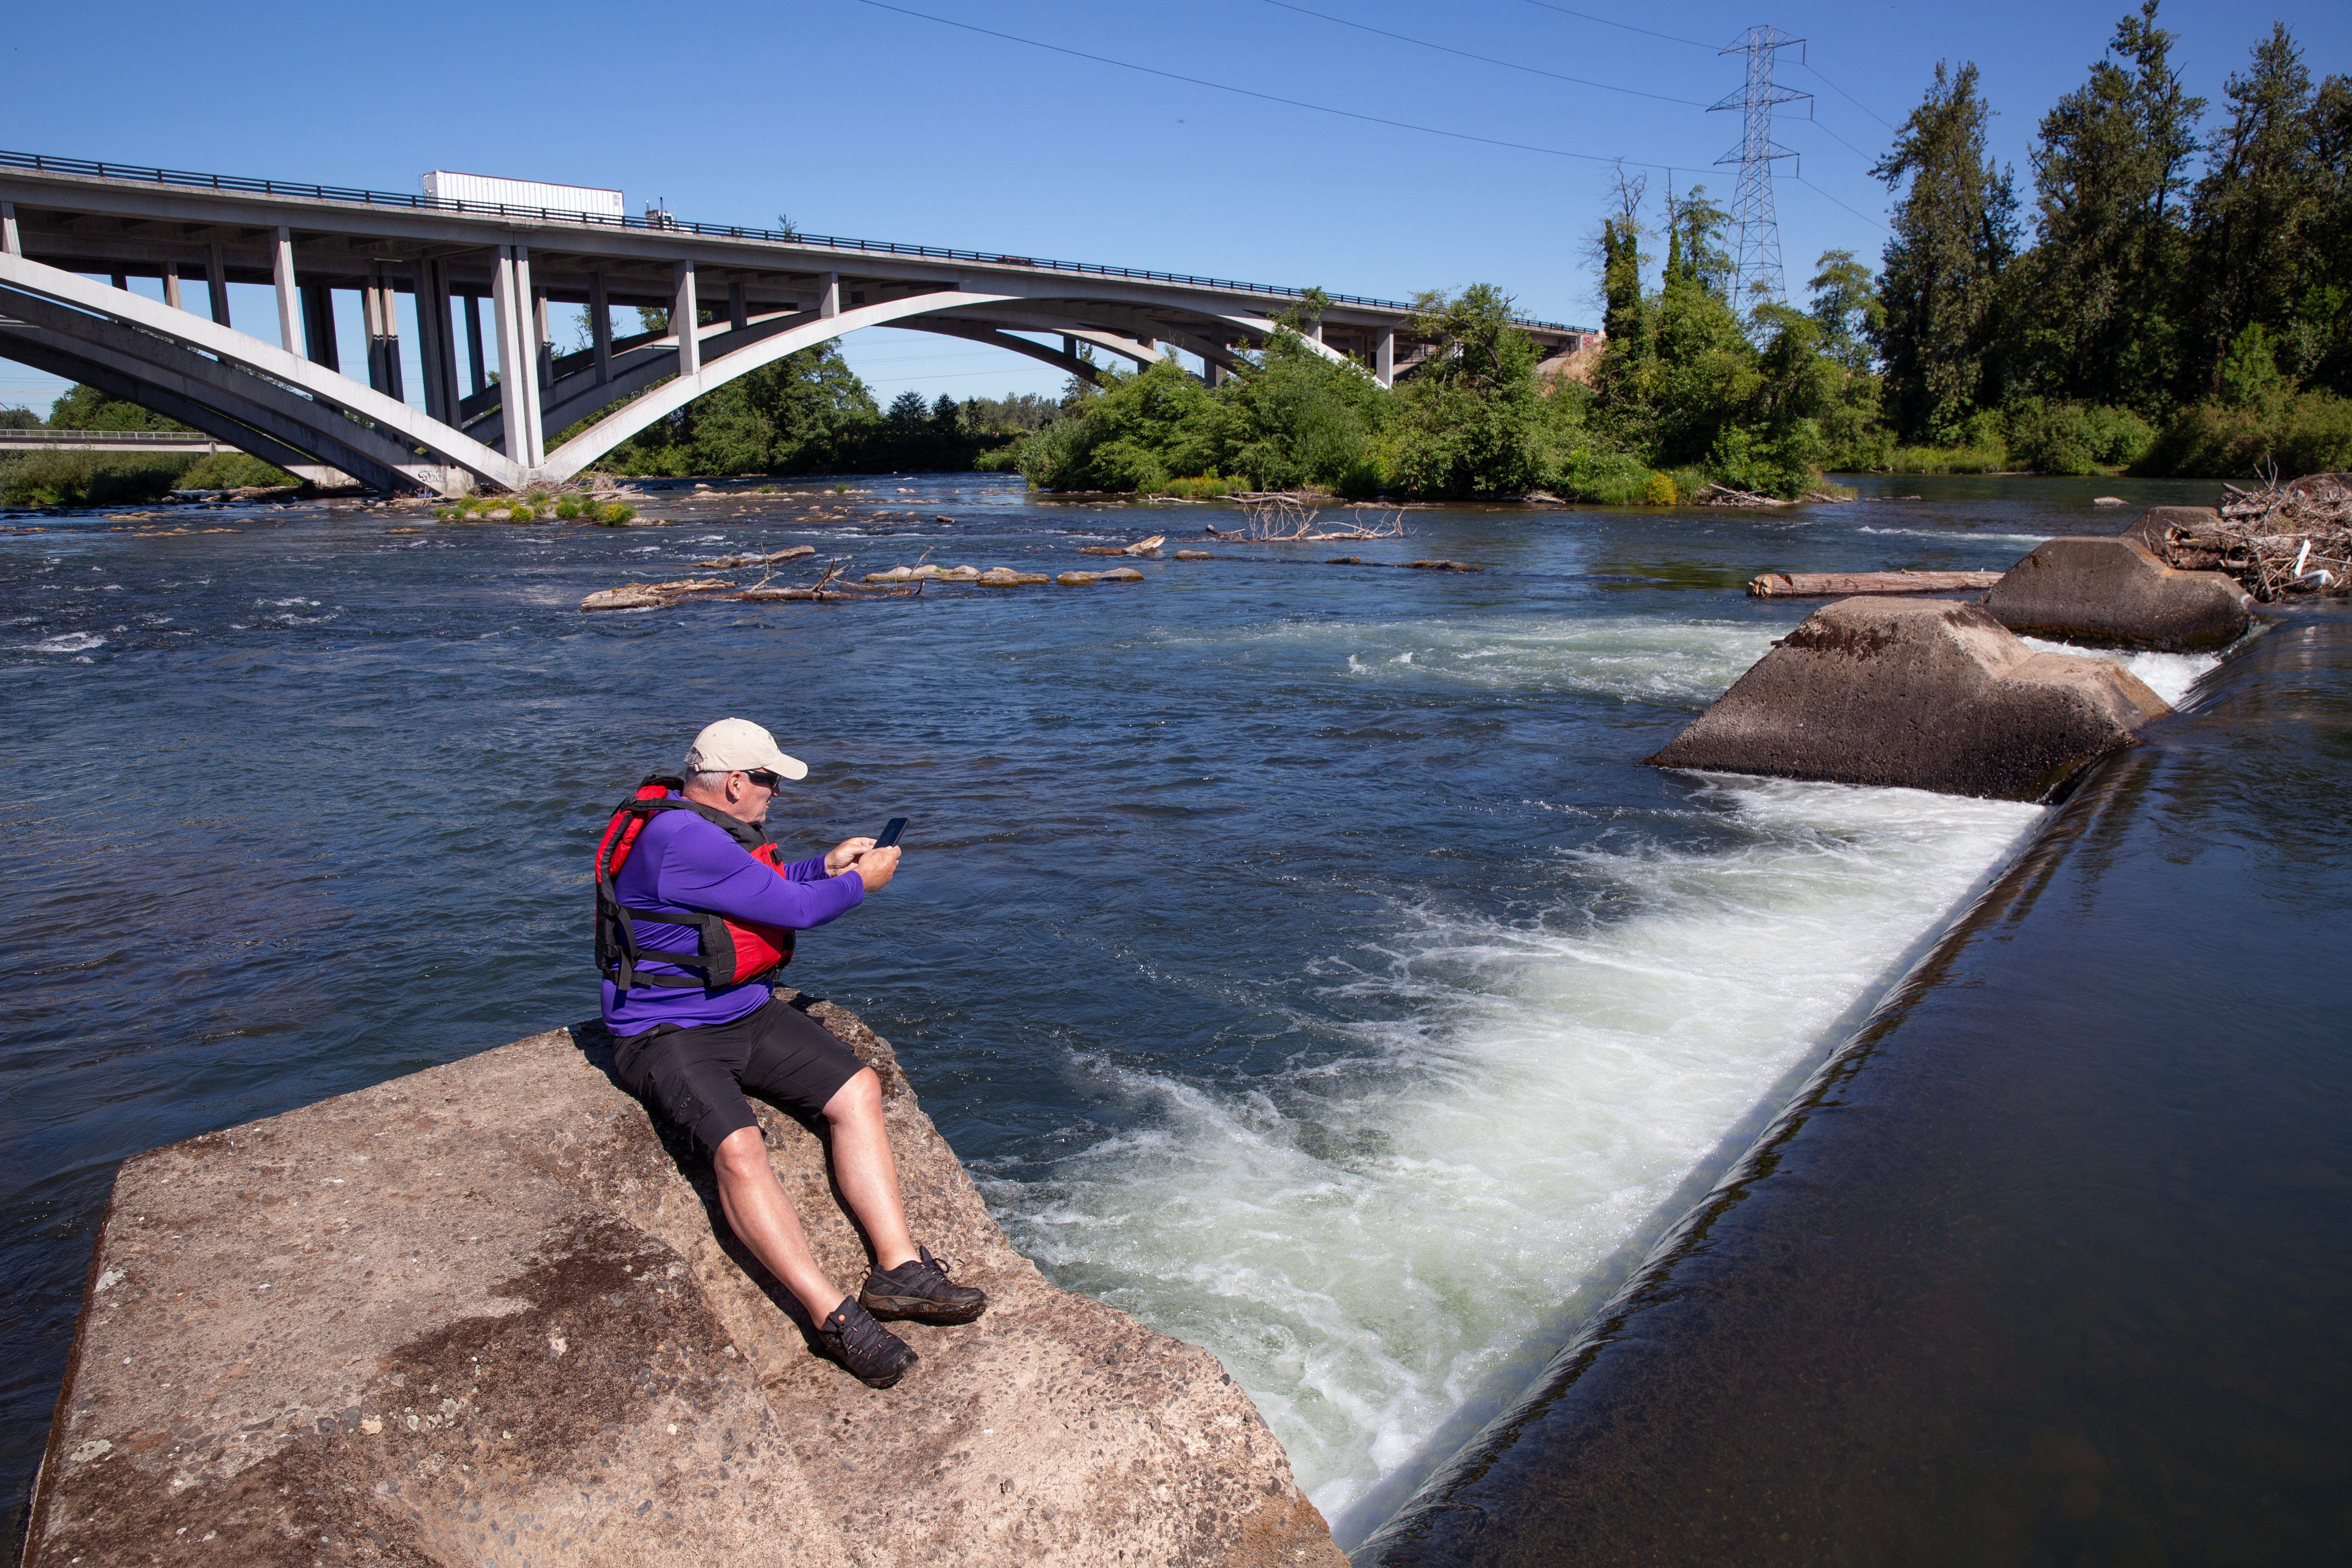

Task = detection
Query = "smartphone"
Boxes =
[872,817,908,850]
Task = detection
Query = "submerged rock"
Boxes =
[26,1001,1341,1567]
[976,568,1050,586]
[1056,568,1145,585]
[1647,596,2171,801]
[1982,536,2253,650]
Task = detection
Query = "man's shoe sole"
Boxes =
[860,1291,988,1325]
[852,1354,916,1390]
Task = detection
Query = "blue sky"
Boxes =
[4,0,2345,416]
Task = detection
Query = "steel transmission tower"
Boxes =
[1709,26,1812,307]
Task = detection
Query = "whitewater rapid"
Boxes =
[985,611,2090,1542]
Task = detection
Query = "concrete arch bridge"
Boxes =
[0,151,1588,496]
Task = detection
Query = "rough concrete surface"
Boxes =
[1982,535,2253,650]
[2120,505,2224,552]
[1646,596,2172,800]
[26,998,1344,1568]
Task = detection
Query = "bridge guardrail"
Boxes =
[0,428,221,445]
[2,148,1582,333]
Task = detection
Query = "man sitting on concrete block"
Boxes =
[594,717,984,1388]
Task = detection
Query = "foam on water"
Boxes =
[1857,525,2052,548]
[1218,611,1779,708]
[992,621,2047,1543]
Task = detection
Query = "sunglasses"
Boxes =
[745,769,786,791]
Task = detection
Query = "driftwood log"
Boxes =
[1749,570,2002,598]
[579,577,735,612]
[1695,483,1851,508]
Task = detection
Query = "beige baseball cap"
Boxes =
[683,717,808,781]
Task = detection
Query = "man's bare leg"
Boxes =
[710,1126,846,1320]
[821,1067,918,1272]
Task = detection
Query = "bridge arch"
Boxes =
[2,254,1371,494]
[539,298,1365,481]
[0,250,522,491]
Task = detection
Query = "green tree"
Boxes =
[1382,284,1555,497]
[2183,25,2318,399]
[1216,326,1385,491]
[601,342,878,475]
[2013,1,2203,413]
[2298,73,2352,394]
[1013,357,1220,492]
[1872,61,2021,442]
[47,384,190,432]
[0,405,41,429]
[1808,250,1882,372]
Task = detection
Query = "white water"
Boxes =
[989,615,2047,1542]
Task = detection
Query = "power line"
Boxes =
[1793,175,1888,231]
[1796,115,1879,165]
[855,0,1719,176]
[1797,61,1897,131]
[1263,0,1708,108]
[1520,0,1713,51]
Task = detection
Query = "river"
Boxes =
[0,472,2233,1555]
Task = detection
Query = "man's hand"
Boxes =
[824,837,875,877]
[851,844,899,893]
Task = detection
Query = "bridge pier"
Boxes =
[590,273,612,385]
[490,246,545,470]
[532,287,553,395]
[0,200,17,255]
[1376,326,1394,389]
[673,260,699,377]
[463,291,487,396]
[271,227,300,355]
[205,240,229,327]
[301,282,337,371]
[417,260,460,425]
[362,268,403,401]
[163,259,181,311]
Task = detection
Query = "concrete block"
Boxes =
[1983,536,2252,651]
[1647,597,2171,802]
[25,1002,1341,1568]
[2119,505,2223,552]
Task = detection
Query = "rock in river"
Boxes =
[1981,535,2253,650]
[24,999,1342,1568]
[1647,596,2172,801]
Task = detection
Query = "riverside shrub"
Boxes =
[2138,391,2352,478]
[0,451,196,507]
[178,453,296,489]
[2005,399,2155,474]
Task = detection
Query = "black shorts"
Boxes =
[612,996,868,1154]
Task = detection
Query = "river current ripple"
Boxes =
[0,472,2221,1549]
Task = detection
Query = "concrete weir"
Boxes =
[24,1000,1344,1567]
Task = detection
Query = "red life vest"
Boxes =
[594,774,797,992]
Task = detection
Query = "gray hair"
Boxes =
[684,768,735,793]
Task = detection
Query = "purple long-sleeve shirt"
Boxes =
[600,796,865,1036]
